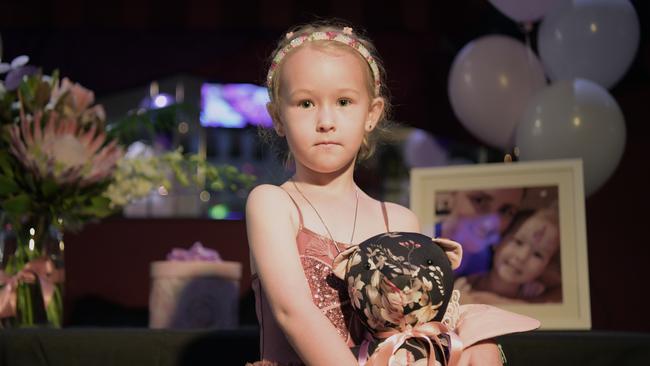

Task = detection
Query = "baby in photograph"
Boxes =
[455,201,562,304]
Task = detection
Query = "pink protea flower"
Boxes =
[49,77,106,126]
[6,109,123,186]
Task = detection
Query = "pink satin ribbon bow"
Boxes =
[0,258,64,319]
[362,322,464,366]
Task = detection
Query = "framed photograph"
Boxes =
[410,159,590,330]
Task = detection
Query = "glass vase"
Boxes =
[0,216,64,328]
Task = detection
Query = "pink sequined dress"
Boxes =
[250,191,391,365]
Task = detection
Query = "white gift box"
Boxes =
[149,260,242,329]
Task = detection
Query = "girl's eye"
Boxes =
[533,251,544,259]
[468,194,491,214]
[338,98,351,107]
[498,206,518,220]
[298,100,314,108]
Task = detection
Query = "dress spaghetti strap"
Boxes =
[281,187,304,228]
[380,201,390,232]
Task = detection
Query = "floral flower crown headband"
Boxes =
[266,27,381,97]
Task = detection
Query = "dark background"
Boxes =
[1,0,649,332]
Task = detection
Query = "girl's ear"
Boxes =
[366,97,385,132]
[267,102,285,136]
[432,237,463,270]
[332,246,360,279]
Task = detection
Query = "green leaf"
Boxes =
[24,172,37,192]
[0,150,16,177]
[1,194,32,215]
[19,81,36,112]
[80,196,114,218]
[209,181,224,191]
[40,178,58,198]
[51,70,60,86]
[0,175,19,195]
[34,80,52,108]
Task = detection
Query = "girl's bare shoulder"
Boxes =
[246,184,291,209]
[383,201,421,232]
[246,184,298,227]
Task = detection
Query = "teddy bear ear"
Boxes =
[432,237,463,270]
[332,246,360,280]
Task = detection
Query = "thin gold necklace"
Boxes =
[291,178,359,253]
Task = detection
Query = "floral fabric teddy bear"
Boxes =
[333,232,540,366]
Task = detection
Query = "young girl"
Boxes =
[455,202,562,304]
[246,21,504,365]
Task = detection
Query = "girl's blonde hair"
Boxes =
[504,201,560,240]
[261,20,393,165]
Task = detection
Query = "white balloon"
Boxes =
[403,129,448,168]
[489,0,562,23]
[515,79,626,196]
[538,0,640,89]
[448,35,547,150]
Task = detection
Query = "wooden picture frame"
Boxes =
[410,159,590,329]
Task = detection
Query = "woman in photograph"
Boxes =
[435,188,525,277]
[455,202,562,304]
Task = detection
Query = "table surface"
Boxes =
[2,328,650,366]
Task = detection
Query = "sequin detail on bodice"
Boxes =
[297,227,358,341]
[251,226,364,364]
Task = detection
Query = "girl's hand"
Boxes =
[454,276,490,304]
[454,276,472,293]
[520,280,546,299]
[455,277,528,305]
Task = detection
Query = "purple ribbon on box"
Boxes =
[167,242,222,262]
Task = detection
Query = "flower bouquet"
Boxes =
[0,57,254,327]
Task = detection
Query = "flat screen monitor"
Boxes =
[200,83,272,128]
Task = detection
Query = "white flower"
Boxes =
[365,304,384,330]
[371,270,381,288]
[125,141,155,159]
[422,277,433,292]
[348,274,365,309]
[411,301,443,324]
[103,147,170,208]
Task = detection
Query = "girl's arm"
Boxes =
[246,184,358,365]
[458,341,504,366]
